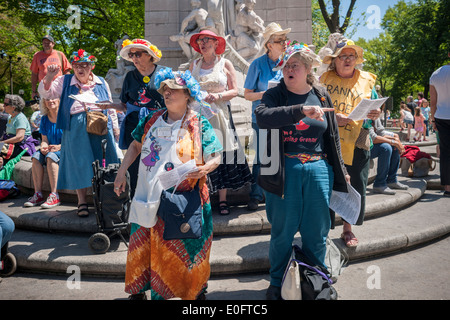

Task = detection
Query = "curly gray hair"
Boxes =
[4,94,26,113]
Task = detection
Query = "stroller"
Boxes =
[89,140,130,254]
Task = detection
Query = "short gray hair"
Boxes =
[4,94,25,112]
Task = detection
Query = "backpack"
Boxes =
[0,180,20,201]
[281,244,338,300]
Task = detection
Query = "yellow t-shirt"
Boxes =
[320,69,376,165]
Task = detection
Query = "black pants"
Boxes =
[435,118,450,186]
[345,147,370,225]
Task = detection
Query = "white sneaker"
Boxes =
[373,186,396,195]
[388,182,409,190]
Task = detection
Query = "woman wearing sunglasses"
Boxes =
[189,29,253,216]
[104,39,167,197]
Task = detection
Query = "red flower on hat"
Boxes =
[133,39,148,46]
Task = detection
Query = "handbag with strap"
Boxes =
[84,106,108,136]
[157,180,202,241]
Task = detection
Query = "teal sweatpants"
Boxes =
[265,157,334,287]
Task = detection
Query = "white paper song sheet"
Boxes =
[158,159,198,190]
[329,183,361,225]
[69,91,106,104]
[347,97,389,121]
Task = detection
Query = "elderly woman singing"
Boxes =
[255,41,349,300]
[114,68,222,300]
[39,49,119,217]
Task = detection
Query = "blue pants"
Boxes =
[370,143,400,188]
[265,157,333,287]
[0,211,14,250]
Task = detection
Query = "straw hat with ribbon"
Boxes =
[322,39,364,65]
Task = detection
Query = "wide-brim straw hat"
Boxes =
[189,29,226,55]
[119,38,162,62]
[273,41,322,71]
[322,39,364,64]
[263,22,291,47]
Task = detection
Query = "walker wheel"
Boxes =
[0,252,17,277]
[88,233,111,254]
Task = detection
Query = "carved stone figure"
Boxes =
[232,0,264,62]
[316,33,347,77]
[169,0,208,60]
[206,0,225,37]
[105,35,136,102]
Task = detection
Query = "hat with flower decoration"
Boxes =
[70,49,97,68]
[119,38,162,62]
[322,39,364,64]
[155,67,203,103]
[273,40,322,71]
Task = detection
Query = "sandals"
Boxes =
[341,231,358,247]
[77,203,89,218]
[218,201,230,216]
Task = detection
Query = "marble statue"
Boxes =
[105,35,136,102]
[231,0,264,62]
[169,0,208,60]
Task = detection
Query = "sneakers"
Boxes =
[373,186,396,195]
[41,193,61,209]
[24,192,44,207]
[388,182,409,190]
[24,192,60,208]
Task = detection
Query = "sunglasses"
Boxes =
[128,51,148,58]
[196,37,217,44]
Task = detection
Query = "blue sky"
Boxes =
[340,0,417,40]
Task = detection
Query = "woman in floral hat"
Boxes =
[38,49,119,217]
[103,38,167,197]
[255,41,349,300]
[320,39,381,247]
[114,68,222,300]
[189,28,253,216]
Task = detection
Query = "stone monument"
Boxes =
[105,35,136,103]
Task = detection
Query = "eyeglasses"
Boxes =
[196,37,217,44]
[72,63,91,69]
[128,51,148,58]
[337,55,357,61]
[283,63,302,71]
[272,38,288,44]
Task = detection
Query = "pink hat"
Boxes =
[189,29,226,55]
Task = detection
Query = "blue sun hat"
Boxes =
[155,68,203,102]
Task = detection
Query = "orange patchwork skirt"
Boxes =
[124,202,213,300]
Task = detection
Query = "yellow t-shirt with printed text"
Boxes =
[320,69,376,165]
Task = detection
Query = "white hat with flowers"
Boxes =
[119,38,162,62]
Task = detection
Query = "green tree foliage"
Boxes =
[382,0,450,103]
[1,0,145,79]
